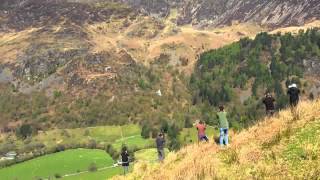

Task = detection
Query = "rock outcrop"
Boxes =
[2,0,319,29]
[176,0,320,28]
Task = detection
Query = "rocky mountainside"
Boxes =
[70,0,320,28]
[0,0,198,130]
[0,0,136,31]
[2,0,319,29]
[176,0,320,28]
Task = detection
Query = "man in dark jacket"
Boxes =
[156,133,165,162]
[287,84,300,107]
[120,146,130,175]
[263,92,275,116]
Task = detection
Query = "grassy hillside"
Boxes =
[190,28,320,129]
[114,100,320,179]
[134,148,170,163]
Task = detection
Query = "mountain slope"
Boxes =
[2,0,320,29]
[0,0,265,129]
[176,0,320,28]
[0,0,319,131]
[116,99,320,179]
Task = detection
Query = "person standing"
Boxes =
[156,133,165,162]
[217,105,229,146]
[262,92,276,116]
[287,83,301,120]
[120,146,130,175]
[287,83,300,107]
[195,120,209,142]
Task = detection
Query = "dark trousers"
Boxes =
[266,109,275,116]
[198,135,209,142]
[158,149,165,162]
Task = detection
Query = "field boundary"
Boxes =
[51,164,119,179]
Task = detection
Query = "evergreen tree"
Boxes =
[16,124,33,139]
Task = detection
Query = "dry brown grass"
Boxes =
[112,100,320,180]
[86,21,265,75]
[0,28,39,63]
[270,20,320,35]
[83,20,319,77]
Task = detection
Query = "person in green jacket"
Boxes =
[217,105,229,146]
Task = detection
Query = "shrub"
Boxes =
[84,129,90,136]
[141,123,151,138]
[23,142,45,152]
[184,116,193,128]
[105,144,118,160]
[0,143,16,154]
[138,79,149,90]
[168,138,180,151]
[168,124,180,139]
[88,163,97,172]
[16,124,33,139]
[55,144,65,152]
[87,139,97,149]
[53,91,62,99]
[112,152,120,160]
[54,173,62,178]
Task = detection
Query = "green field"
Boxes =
[112,135,154,151]
[0,124,154,180]
[135,148,170,162]
[62,166,123,180]
[0,149,120,180]
[0,124,153,155]
[0,125,207,180]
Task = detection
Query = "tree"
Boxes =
[16,124,33,139]
[184,115,193,128]
[160,120,169,133]
[141,123,151,138]
[274,80,283,97]
[167,124,181,150]
[276,94,288,109]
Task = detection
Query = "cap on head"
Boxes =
[289,83,297,88]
